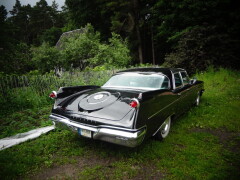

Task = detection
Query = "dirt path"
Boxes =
[27,154,165,180]
[24,128,240,180]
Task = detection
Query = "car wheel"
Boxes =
[155,116,171,140]
[195,93,200,106]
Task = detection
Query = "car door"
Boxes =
[179,71,194,108]
[139,75,175,136]
[172,72,191,115]
[180,71,199,106]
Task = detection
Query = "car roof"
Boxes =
[117,67,185,77]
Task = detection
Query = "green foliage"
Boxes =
[0,130,85,178]
[79,161,138,179]
[2,0,240,74]
[40,27,63,46]
[65,0,112,39]
[0,70,115,117]
[0,5,7,22]
[131,63,155,68]
[32,24,131,71]
[7,0,65,45]
[65,0,145,63]
[151,0,240,65]
[0,40,33,75]
[13,42,33,72]
[89,33,131,68]
[60,24,101,70]
[31,43,62,73]
[163,26,240,74]
[0,106,52,139]
[188,67,240,131]
[2,0,240,75]
[0,0,67,75]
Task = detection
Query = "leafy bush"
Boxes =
[31,43,62,73]
[59,24,101,70]
[0,42,33,75]
[40,27,63,46]
[89,33,131,68]
[31,24,131,73]
[164,26,240,74]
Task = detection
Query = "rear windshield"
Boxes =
[102,73,169,90]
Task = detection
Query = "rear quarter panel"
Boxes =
[134,81,204,138]
[135,90,179,138]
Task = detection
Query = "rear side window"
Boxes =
[161,76,170,89]
[174,73,183,88]
[180,72,190,85]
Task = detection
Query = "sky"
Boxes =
[0,0,65,16]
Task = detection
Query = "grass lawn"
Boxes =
[0,106,52,139]
[0,68,239,179]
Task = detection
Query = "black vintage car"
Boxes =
[49,68,204,147]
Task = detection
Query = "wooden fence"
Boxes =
[0,70,117,100]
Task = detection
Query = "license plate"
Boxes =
[78,128,92,138]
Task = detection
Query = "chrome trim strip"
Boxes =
[49,114,97,131]
[148,81,199,120]
[133,108,139,129]
[171,70,175,89]
[49,114,146,147]
[152,114,173,136]
[50,113,145,132]
[147,97,179,120]
[152,124,163,136]
[97,124,145,132]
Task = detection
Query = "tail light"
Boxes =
[129,98,139,108]
[49,91,57,99]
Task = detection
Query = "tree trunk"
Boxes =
[151,25,155,65]
[132,0,143,64]
[136,25,143,64]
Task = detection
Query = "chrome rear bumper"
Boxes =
[49,114,146,147]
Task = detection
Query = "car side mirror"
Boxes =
[190,77,197,85]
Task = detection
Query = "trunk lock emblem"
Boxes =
[94,94,104,100]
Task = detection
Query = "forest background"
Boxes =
[0,0,239,75]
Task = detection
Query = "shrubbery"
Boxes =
[31,43,62,74]
[31,24,131,73]
[0,70,116,115]
[164,26,240,74]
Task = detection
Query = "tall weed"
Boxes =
[0,70,115,116]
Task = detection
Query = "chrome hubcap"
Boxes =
[160,117,171,138]
[196,95,200,106]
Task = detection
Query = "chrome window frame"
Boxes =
[179,71,190,86]
[173,72,183,89]
[159,73,171,90]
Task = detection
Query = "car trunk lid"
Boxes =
[60,88,141,121]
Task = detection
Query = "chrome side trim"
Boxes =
[152,114,173,136]
[173,72,184,89]
[147,97,179,120]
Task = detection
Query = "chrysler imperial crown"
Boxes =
[49,68,204,147]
